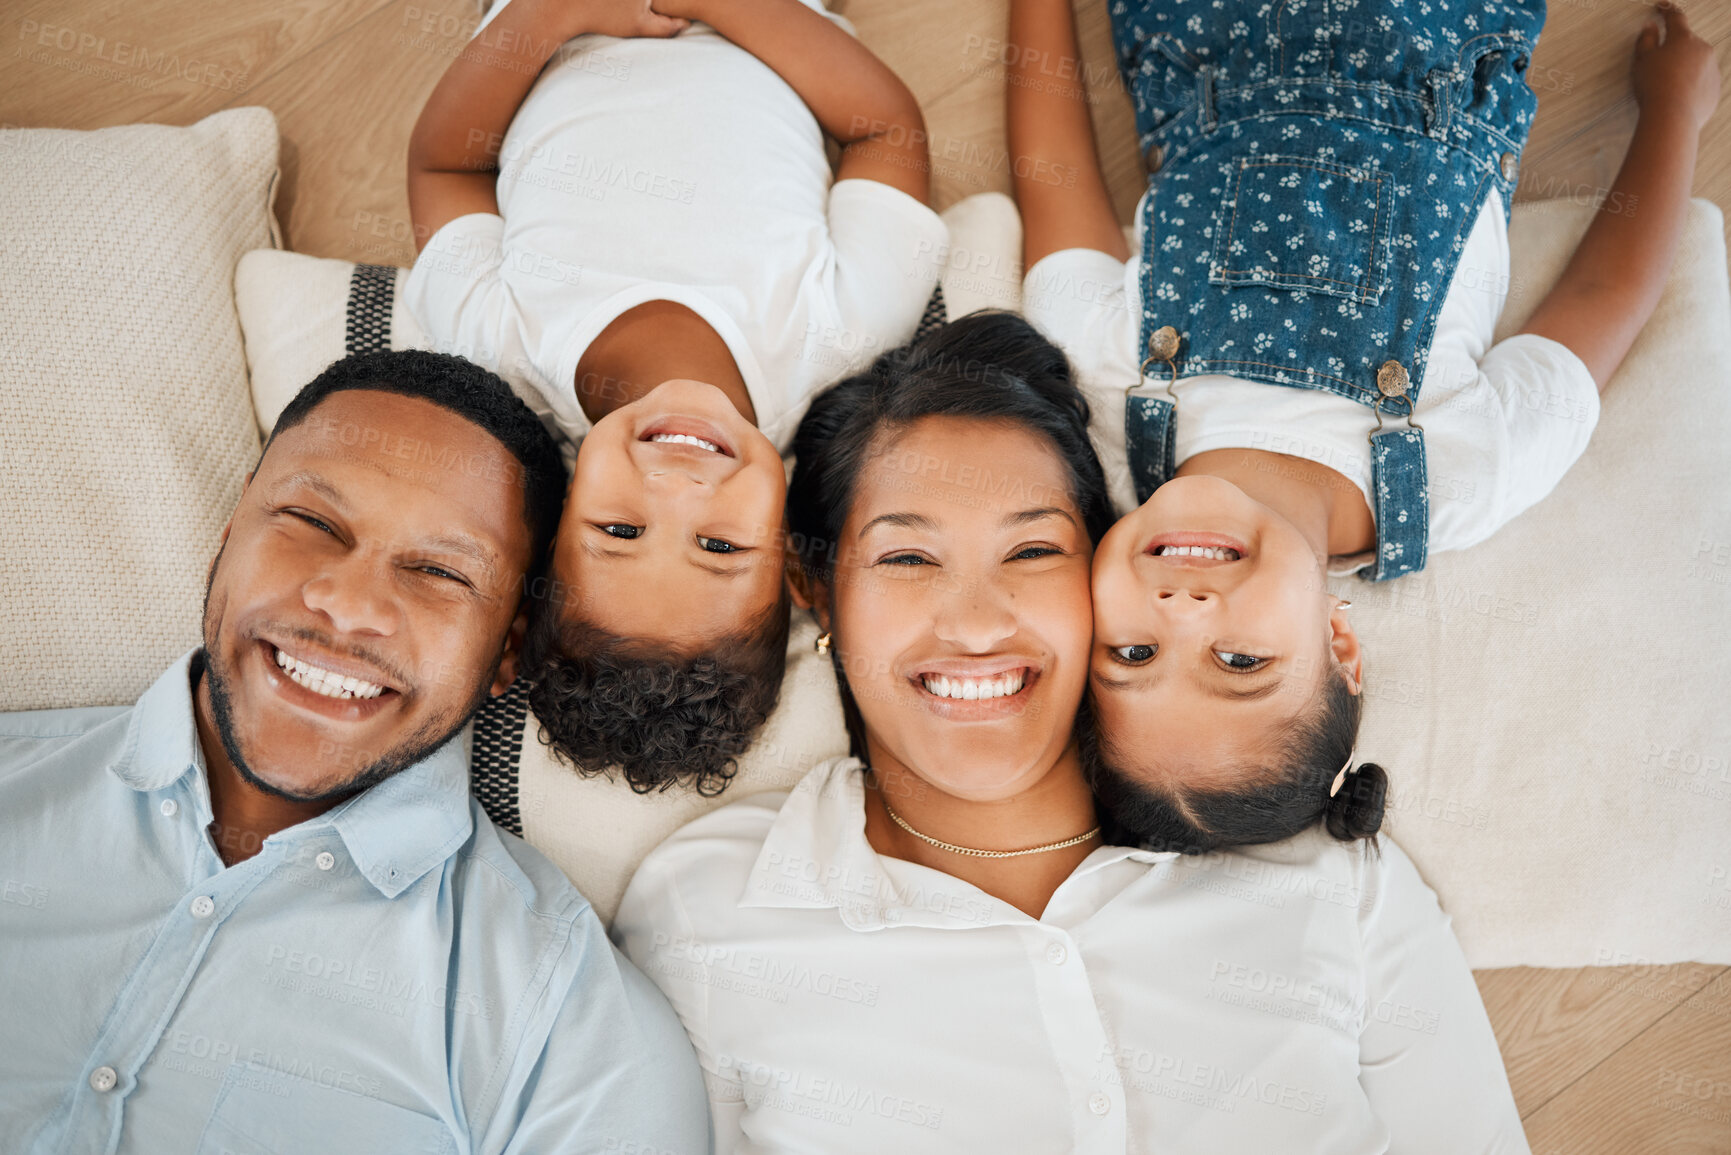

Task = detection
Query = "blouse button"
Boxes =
[1144,142,1165,174]
[159,799,178,818]
[1499,151,1519,183]
[1088,1092,1111,1116]
[1045,942,1068,966]
[89,1066,118,1093]
[189,895,215,919]
[315,852,336,871]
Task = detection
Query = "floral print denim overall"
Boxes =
[1110,0,1543,579]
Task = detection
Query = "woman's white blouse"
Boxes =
[613,758,1528,1154]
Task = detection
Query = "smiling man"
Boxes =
[0,351,707,1154]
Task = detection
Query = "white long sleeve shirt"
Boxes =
[613,758,1529,1154]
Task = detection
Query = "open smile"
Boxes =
[257,640,402,719]
[1145,532,1246,566]
[909,664,1039,718]
[639,416,736,458]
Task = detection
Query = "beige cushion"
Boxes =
[0,109,277,711]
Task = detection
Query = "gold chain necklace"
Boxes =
[880,796,1100,859]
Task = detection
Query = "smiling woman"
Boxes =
[612,315,1528,1153]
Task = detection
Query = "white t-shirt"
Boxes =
[613,759,1529,1155]
[405,0,948,451]
[1022,190,1599,564]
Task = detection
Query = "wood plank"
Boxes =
[217,0,454,263]
[1520,967,1731,1154]
[0,0,391,131]
[1517,0,1731,251]
[1475,964,1728,1117]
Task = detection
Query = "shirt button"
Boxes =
[1144,142,1165,174]
[1499,151,1518,182]
[1088,1092,1111,1116]
[89,1066,118,1093]
[189,895,216,919]
[159,799,178,817]
[1045,942,1068,966]
[315,852,335,871]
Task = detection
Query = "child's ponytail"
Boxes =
[1323,761,1388,843]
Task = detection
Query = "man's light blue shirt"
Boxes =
[0,652,708,1155]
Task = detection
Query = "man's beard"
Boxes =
[199,643,492,805]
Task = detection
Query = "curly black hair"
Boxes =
[521,586,792,795]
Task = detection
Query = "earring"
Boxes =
[815,632,832,656]
[1336,599,1353,610]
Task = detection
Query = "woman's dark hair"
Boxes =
[268,350,566,568]
[787,311,1113,757]
[787,310,1116,587]
[521,585,791,796]
[1081,672,1388,854]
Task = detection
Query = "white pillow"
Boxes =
[229,194,1731,967]
[936,194,1731,967]
[235,252,428,432]
[1339,199,1731,968]
[0,109,278,711]
[232,195,1012,437]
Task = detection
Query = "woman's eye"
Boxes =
[1216,651,1268,671]
[1110,644,1156,664]
[1010,545,1061,561]
[601,524,642,539]
[698,536,738,554]
[879,553,930,566]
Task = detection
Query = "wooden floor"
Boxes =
[5,1,1729,1149]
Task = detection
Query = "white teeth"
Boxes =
[920,670,1027,701]
[649,433,723,453]
[1155,544,1240,560]
[273,647,386,701]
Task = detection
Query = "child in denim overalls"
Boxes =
[1009,0,1719,849]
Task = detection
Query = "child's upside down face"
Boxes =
[550,378,789,648]
[1088,474,1360,791]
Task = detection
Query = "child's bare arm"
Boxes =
[1008,0,1129,269]
[406,0,687,251]
[1516,5,1720,391]
[652,0,931,203]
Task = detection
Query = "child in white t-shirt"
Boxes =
[406,0,945,794]
[1007,0,1719,850]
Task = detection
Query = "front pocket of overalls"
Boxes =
[1208,155,1393,306]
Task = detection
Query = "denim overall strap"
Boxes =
[1368,427,1428,580]
[1128,192,1178,504]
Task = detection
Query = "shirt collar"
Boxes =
[740,760,1174,931]
[108,650,206,794]
[109,650,474,899]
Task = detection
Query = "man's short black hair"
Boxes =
[521,586,792,796]
[269,350,566,568]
